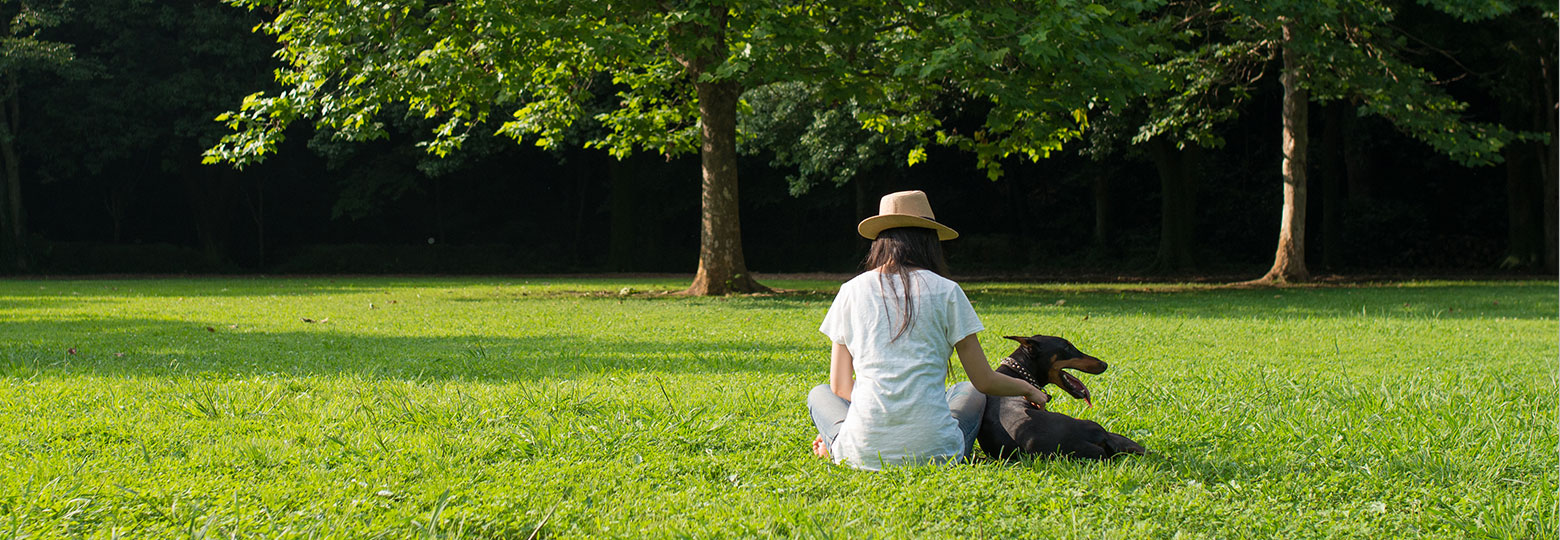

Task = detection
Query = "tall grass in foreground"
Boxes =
[0,277,1554,538]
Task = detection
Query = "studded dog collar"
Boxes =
[999,356,1041,388]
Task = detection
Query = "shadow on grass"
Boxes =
[2,276,700,299]
[960,283,1557,321]
[3,279,1553,320]
[4,279,378,298]
[0,280,1551,382]
[429,281,1558,322]
[0,316,818,381]
[1123,439,1490,498]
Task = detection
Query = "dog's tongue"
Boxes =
[1061,371,1093,409]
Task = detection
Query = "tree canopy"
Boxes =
[0,0,1545,277]
[1113,0,1546,282]
[204,0,1168,292]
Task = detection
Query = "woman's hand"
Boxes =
[1025,387,1051,409]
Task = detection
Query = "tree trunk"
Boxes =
[678,8,766,295]
[1539,49,1558,273]
[0,79,26,272]
[1258,20,1310,284]
[1503,48,1556,272]
[1500,142,1542,268]
[1148,138,1197,272]
[685,79,767,295]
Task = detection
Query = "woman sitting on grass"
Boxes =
[808,190,1049,470]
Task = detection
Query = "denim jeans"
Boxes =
[807,381,987,460]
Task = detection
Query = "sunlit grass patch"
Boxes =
[0,277,1553,538]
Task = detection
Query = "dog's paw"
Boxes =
[1104,432,1148,456]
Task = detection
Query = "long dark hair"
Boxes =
[864,227,950,342]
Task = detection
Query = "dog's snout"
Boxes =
[1071,356,1107,374]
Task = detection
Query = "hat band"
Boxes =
[881,213,938,222]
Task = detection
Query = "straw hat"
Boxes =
[857,190,959,241]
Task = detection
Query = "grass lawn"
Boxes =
[0,276,1554,538]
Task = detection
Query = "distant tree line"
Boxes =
[3,0,1554,284]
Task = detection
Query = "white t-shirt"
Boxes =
[818,269,985,470]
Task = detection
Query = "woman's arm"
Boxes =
[829,342,854,401]
[954,333,1050,408]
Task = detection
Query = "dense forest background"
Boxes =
[5,0,1556,278]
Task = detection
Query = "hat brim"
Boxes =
[858,214,959,241]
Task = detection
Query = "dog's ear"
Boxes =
[1003,336,1031,345]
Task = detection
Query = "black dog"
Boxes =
[978,335,1147,460]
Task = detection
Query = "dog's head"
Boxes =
[1003,335,1107,406]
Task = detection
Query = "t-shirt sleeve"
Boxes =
[819,286,853,345]
[945,284,984,346]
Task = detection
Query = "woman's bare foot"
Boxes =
[811,435,831,459]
